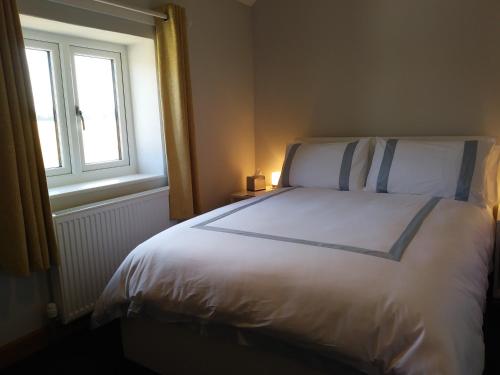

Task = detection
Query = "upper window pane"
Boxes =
[73,54,122,165]
[25,48,61,169]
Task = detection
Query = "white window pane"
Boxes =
[25,48,61,169]
[74,54,121,164]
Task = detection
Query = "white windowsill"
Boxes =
[49,174,168,212]
[49,174,165,198]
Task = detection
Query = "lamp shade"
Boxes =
[271,171,281,186]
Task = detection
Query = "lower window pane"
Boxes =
[25,48,61,169]
[73,54,122,165]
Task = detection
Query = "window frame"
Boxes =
[24,38,72,177]
[69,45,131,171]
[22,29,137,188]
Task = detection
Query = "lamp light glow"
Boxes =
[271,171,281,187]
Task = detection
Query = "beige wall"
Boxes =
[1,0,254,348]
[179,0,254,212]
[0,272,49,348]
[254,0,500,179]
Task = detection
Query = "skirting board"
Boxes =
[121,317,364,375]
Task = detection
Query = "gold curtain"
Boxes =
[0,0,58,276]
[155,4,199,220]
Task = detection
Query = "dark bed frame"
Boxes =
[120,316,367,375]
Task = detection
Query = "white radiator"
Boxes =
[51,187,172,323]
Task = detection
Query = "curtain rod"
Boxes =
[93,0,168,20]
[47,0,168,24]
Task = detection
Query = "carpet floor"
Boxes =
[4,319,154,375]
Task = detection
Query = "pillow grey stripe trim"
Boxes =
[455,140,478,201]
[280,143,301,187]
[376,139,398,193]
[193,188,440,262]
[339,141,359,191]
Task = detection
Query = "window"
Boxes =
[24,30,135,186]
[25,40,70,176]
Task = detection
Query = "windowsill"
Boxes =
[49,174,168,212]
[49,173,165,198]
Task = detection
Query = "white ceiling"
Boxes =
[237,0,257,6]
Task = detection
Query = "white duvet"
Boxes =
[93,188,495,375]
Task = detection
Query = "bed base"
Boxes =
[121,317,365,375]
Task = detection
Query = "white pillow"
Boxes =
[279,139,370,190]
[365,138,495,205]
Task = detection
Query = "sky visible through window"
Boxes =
[74,54,121,164]
[25,48,124,170]
[25,48,60,169]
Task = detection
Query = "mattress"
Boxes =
[93,187,495,375]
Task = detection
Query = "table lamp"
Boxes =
[271,171,281,188]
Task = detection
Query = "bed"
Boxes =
[93,137,499,375]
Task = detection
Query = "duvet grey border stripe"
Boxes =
[339,141,359,191]
[280,143,301,187]
[389,197,442,260]
[195,187,297,227]
[376,139,398,193]
[455,140,478,201]
[197,225,395,260]
[193,189,441,262]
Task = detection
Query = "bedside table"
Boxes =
[231,186,274,203]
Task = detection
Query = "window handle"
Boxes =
[76,105,85,131]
